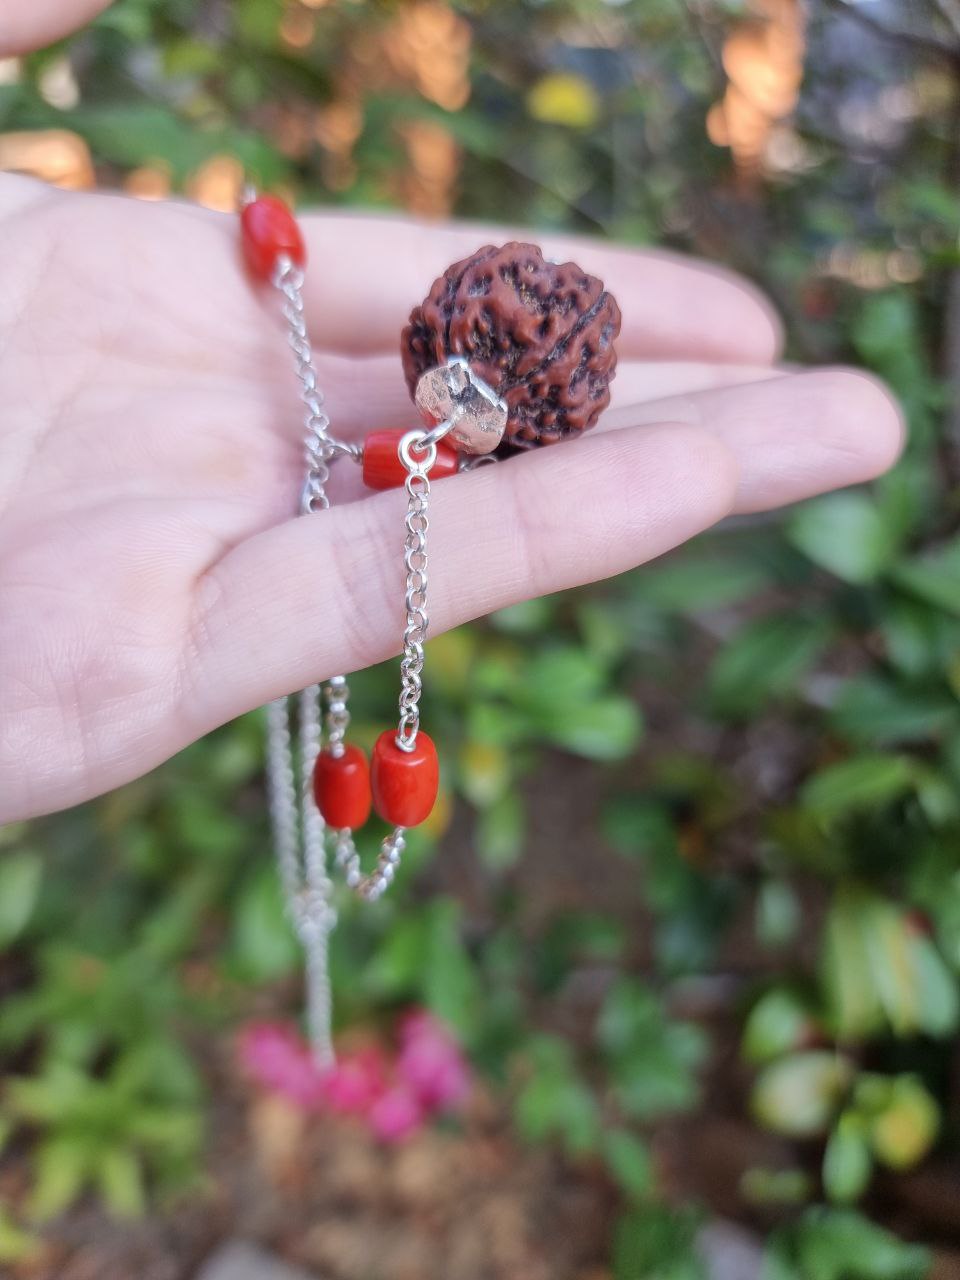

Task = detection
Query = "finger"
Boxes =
[594,368,904,512]
[310,353,785,440]
[186,423,737,724]
[301,212,782,365]
[0,0,113,54]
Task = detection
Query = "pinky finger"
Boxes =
[185,423,737,729]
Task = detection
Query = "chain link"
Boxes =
[273,256,360,515]
[262,252,443,1065]
[263,254,354,1068]
[396,432,433,750]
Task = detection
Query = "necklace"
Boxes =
[239,191,621,1064]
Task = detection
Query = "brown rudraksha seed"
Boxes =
[401,241,621,450]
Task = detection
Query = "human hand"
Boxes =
[0,171,903,822]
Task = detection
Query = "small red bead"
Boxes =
[361,429,460,491]
[312,744,372,830]
[371,730,439,828]
[241,195,306,281]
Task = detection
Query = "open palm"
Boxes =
[0,172,903,822]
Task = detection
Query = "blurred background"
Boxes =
[1,1,959,1277]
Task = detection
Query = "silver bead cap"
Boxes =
[414,356,508,456]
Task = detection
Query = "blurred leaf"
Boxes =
[762,1207,930,1280]
[742,988,818,1065]
[475,790,525,870]
[751,1051,853,1138]
[541,694,642,761]
[514,1036,600,1155]
[910,930,960,1035]
[892,539,960,617]
[230,864,298,983]
[801,755,915,823]
[423,902,481,1042]
[599,980,707,1120]
[708,614,832,717]
[822,1115,872,1204]
[639,549,774,613]
[829,677,957,747]
[28,1136,89,1221]
[0,1210,40,1264]
[459,740,511,808]
[613,1205,706,1280]
[822,887,959,1041]
[788,493,900,584]
[604,1128,654,1200]
[0,851,43,947]
[96,1146,146,1218]
[868,1075,939,1171]
[756,879,801,948]
[822,888,884,1041]
[527,72,600,129]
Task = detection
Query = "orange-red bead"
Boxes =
[312,744,372,830]
[241,195,306,281]
[371,730,439,828]
[361,429,459,491]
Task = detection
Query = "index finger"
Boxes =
[301,211,782,366]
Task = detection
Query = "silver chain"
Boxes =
[261,256,426,1066]
[264,255,348,1068]
[395,431,436,750]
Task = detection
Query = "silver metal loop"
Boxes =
[416,409,462,449]
[398,429,438,475]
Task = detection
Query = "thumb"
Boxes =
[0,0,114,55]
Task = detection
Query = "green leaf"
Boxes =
[868,1075,940,1171]
[599,981,707,1120]
[755,879,801,948]
[892,539,960,617]
[514,1036,601,1156]
[751,1051,853,1138]
[823,1115,872,1204]
[423,902,481,1042]
[822,888,958,1040]
[0,1209,40,1265]
[911,931,960,1036]
[230,863,298,982]
[788,492,900,584]
[0,851,43,948]
[28,1137,90,1221]
[475,790,525,870]
[708,613,832,717]
[763,1207,930,1280]
[829,678,958,747]
[97,1146,146,1218]
[801,755,915,822]
[603,1128,654,1200]
[541,694,642,761]
[742,988,817,1065]
[822,888,884,1040]
[639,549,774,613]
[613,1206,706,1280]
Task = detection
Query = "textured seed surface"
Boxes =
[401,241,621,450]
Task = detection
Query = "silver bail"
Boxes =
[414,356,508,456]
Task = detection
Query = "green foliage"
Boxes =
[2,0,959,1270]
[762,1209,929,1280]
[613,1205,706,1280]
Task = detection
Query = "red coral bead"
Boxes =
[241,195,306,281]
[361,429,460,491]
[371,731,439,828]
[312,744,372,830]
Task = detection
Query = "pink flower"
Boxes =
[368,1085,424,1143]
[396,1009,471,1113]
[237,1022,325,1110]
[319,1045,390,1115]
